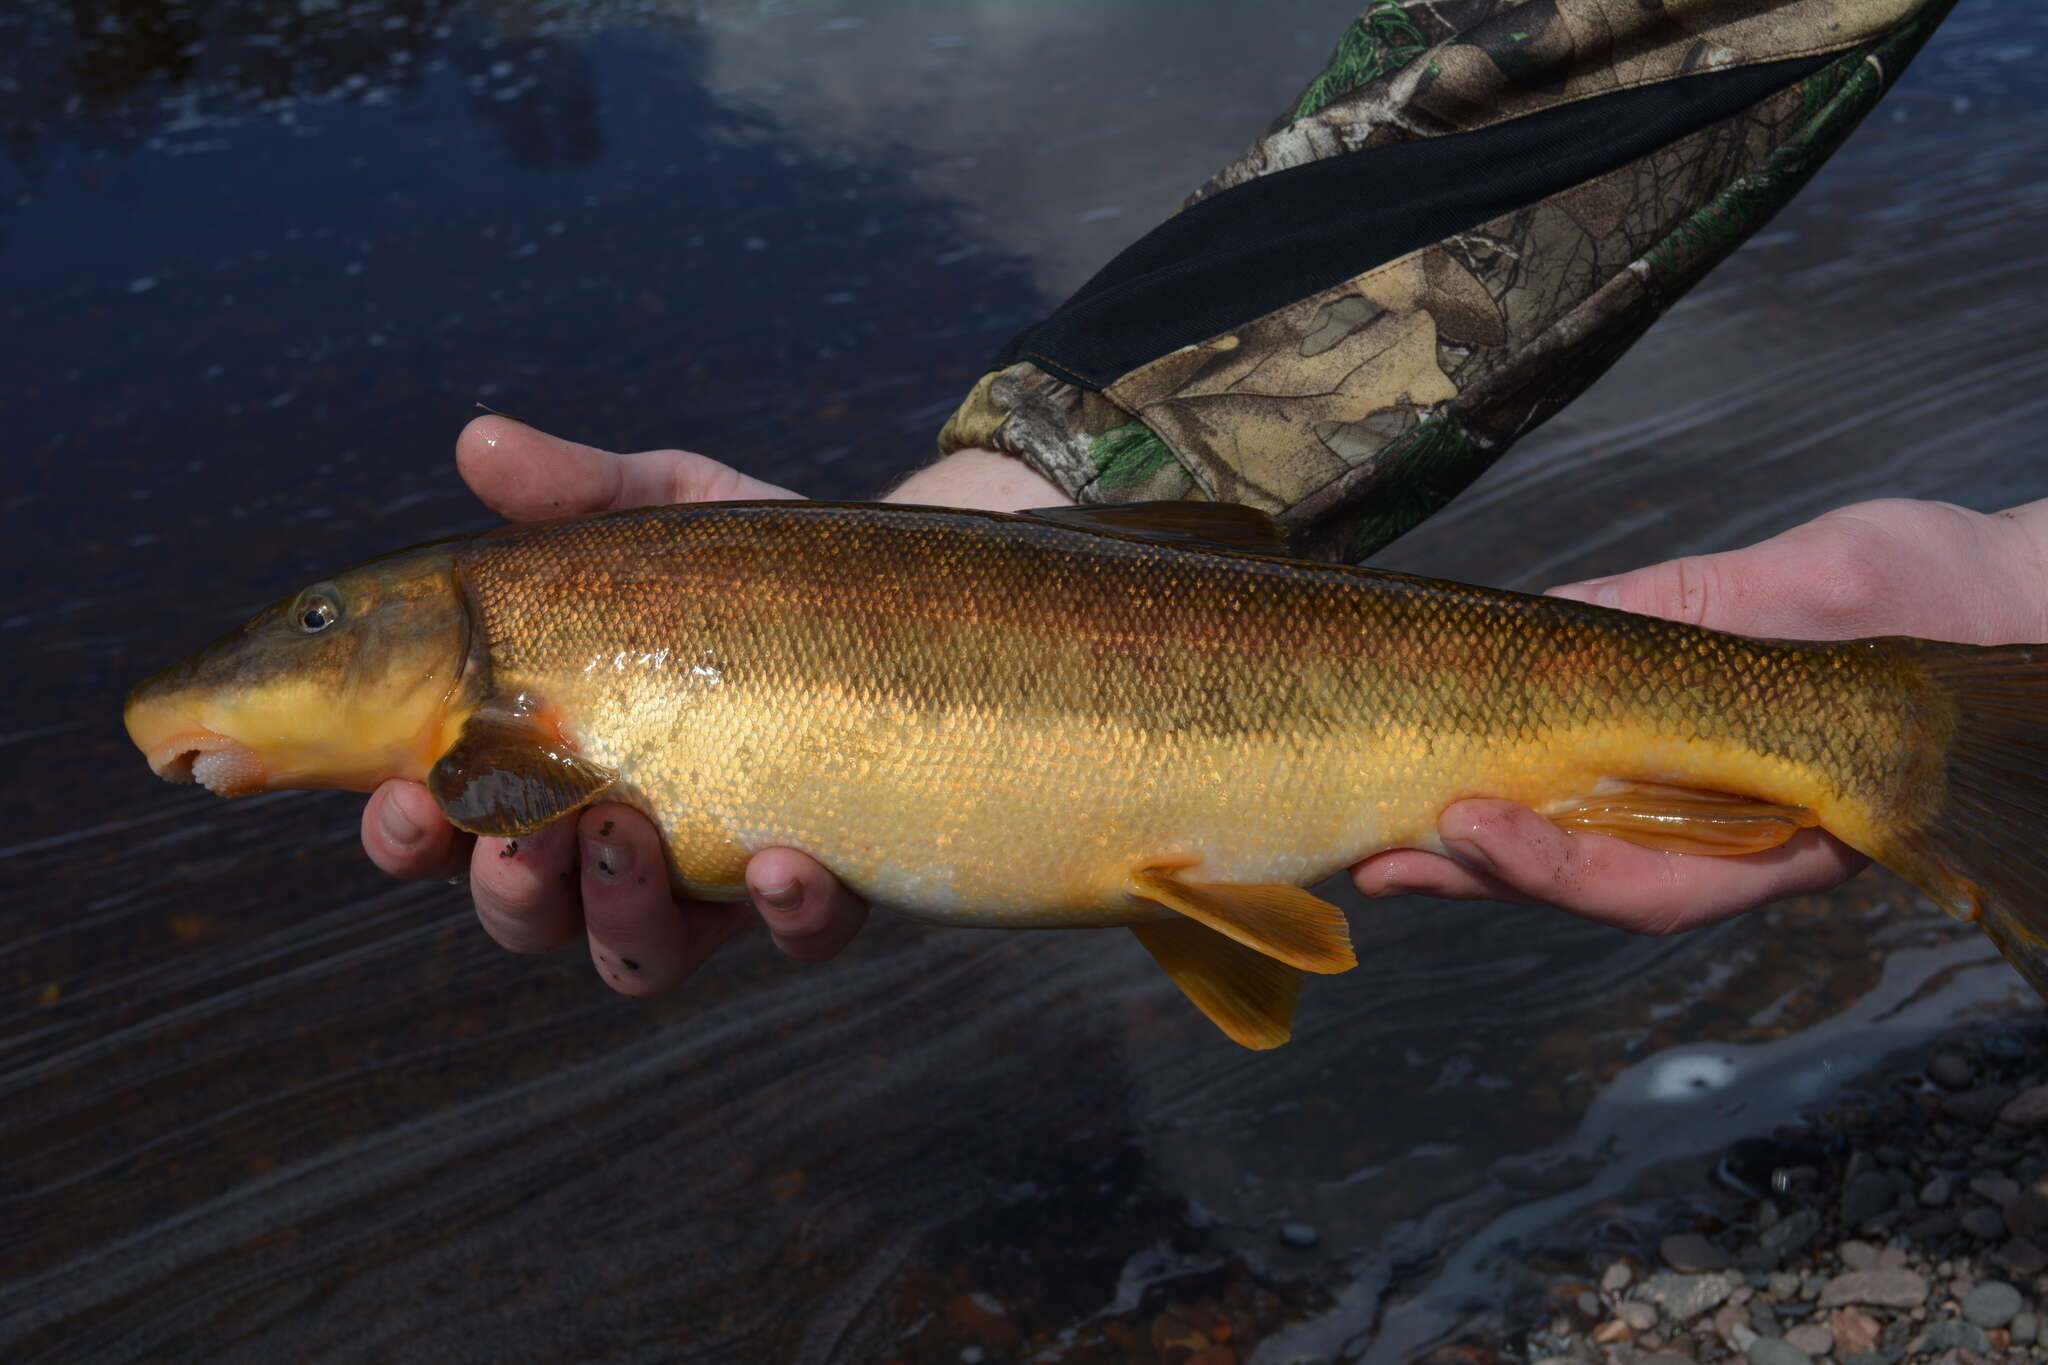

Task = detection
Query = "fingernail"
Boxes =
[1548,578,1618,608]
[588,839,634,883]
[1441,837,1497,876]
[756,880,801,911]
[378,798,422,849]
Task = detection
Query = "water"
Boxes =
[3,2,2045,1359]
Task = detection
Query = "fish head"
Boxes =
[124,544,477,796]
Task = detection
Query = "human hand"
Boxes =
[363,417,1065,993]
[1351,497,2048,934]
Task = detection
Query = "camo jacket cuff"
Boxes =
[937,0,1957,560]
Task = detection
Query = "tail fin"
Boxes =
[1884,642,2048,997]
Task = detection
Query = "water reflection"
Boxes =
[3,1,2045,1360]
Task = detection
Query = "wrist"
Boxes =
[883,448,1071,513]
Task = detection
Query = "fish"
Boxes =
[124,499,2048,1047]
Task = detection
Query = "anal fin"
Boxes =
[1542,780,1818,856]
[1130,919,1303,1049]
[1128,870,1356,973]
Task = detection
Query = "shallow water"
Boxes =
[3,1,2045,1360]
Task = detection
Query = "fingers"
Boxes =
[362,780,473,882]
[455,415,801,521]
[1352,846,1542,906]
[576,804,754,996]
[468,819,584,954]
[745,847,870,962]
[1399,799,1867,935]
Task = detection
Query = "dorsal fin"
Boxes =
[1025,502,1290,556]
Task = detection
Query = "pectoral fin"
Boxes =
[428,706,616,837]
[1542,780,1819,856]
[1130,919,1303,1049]
[1128,869,1356,973]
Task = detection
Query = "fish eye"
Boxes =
[295,588,341,634]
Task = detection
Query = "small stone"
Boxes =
[1768,1272,1802,1300]
[1748,1296,1782,1338]
[1972,1175,2021,1207]
[1820,1268,1929,1309]
[1602,1261,1635,1294]
[1638,1270,1739,1322]
[1576,1289,1600,1316]
[1830,1305,1882,1355]
[1591,1317,1634,1344]
[1999,1083,2048,1128]
[1994,1235,2048,1276]
[1758,1208,1823,1266]
[1931,1052,1977,1089]
[1277,1222,1319,1248]
[2011,1308,2039,1343]
[1842,1171,1898,1227]
[1839,1240,1882,1271]
[1962,1205,2009,1240]
[1921,1173,1956,1207]
[1744,1338,1813,1365]
[1728,1321,1760,1352]
[2005,1190,2048,1239]
[1961,1279,2023,1328]
[1944,1087,2018,1127]
[1878,1244,1911,1270]
[1757,1199,1781,1231]
[1783,1321,1833,1355]
[1662,1232,1732,1272]
[1916,1318,1990,1352]
[1620,1302,1658,1331]
[1904,1211,1959,1240]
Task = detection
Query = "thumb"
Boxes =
[1546,551,1755,630]
[456,415,801,521]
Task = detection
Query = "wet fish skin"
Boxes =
[123,501,2048,1046]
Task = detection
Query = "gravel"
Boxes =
[1436,1020,2048,1365]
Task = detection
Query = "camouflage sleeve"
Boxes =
[937,0,1958,560]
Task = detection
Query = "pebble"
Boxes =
[1960,1277,2023,1327]
[1919,1172,1954,1207]
[1929,1052,1976,1089]
[1829,1304,1881,1355]
[1744,1338,1813,1365]
[1970,1174,2020,1207]
[1636,1270,1738,1322]
[1757,1208,1822,1265]
[1916,1318,1990,1352]
[1838,1239,1880,1271]
[2000,1083,2048,1128]
[1767,1271,1801,1300]
[2012,1307,2040,1343]
[1943,1086,2017,1127]
[1818,1268,1927,1309]
[1839,1171,1896,1227]
[1575,1289,1599,1316]
[1783,1321,1832,1355]
[1618,1301,1657,1331]
[1960,1204,2008,1239]
[1660,1232,1731,1272]
[1600,1261,1633,1294]
[1277,1222,1319,1249]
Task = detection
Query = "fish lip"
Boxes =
[147,730,268,796]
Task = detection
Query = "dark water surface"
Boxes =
[4,2,2046,1360]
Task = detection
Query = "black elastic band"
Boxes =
[996,51,1836,390]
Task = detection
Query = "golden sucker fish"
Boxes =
[124,501,2048,1047]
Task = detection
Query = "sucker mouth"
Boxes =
[148,733,266,796]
